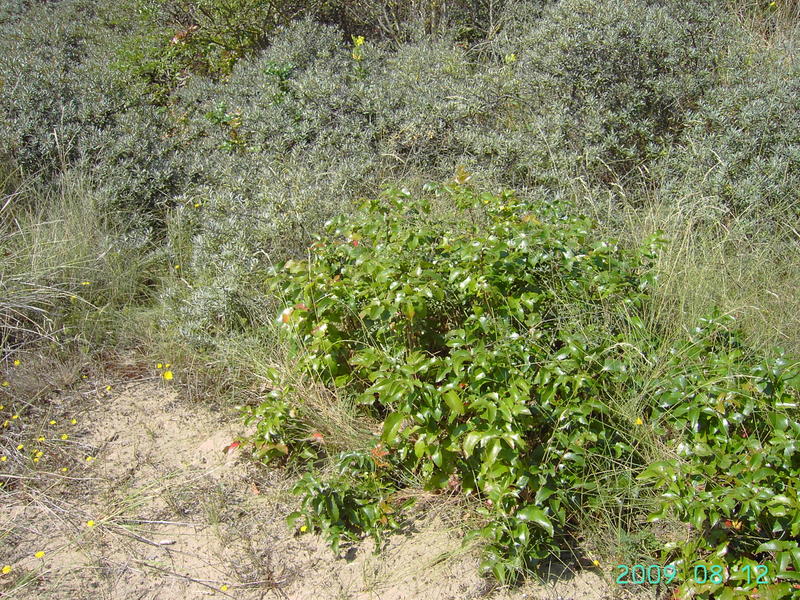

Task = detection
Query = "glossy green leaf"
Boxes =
[444,389,464,416]
[516,505,554,537]
[382,413,405,445]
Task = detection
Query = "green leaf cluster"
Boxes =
[260,183,667,581]
[638,315,800,599]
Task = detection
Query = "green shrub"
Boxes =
[111,0,300,102]
[257,183,663,581]
[639,316,800,599]
[253,184,800,591]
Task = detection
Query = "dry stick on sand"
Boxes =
[137,560,291,599]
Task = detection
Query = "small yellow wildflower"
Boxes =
[2,565,11,575]
[61,467,68,473]
[300,525,308,532]
[0,456,6,462]
[85,456,95,463]
[174,264,181,270]
[156,363,163,369]
[193,203,201,208]
[635,417,643,425]
[33,457,39,463]
[49,420,56,425]
[35,450,43,458]
[70,418,77,425]
[2,381,8,387]
[38,436,45,442]
[220,584,229,592]
[105,385,112,392]
[2,420,9,427]
[165,363,171,368]
[351,36,365,61]
[13,359,20,366]
[592,559,600,567]
[61,434,69,440]
[86,520,95,528]
[0,404,3,410]
[12,414,19,420]
[16,444,23,450]
[34,551,45,559]
[163,371,174,381]
[81,281,91,285]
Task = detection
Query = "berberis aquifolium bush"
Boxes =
[251,183,800,591]
[638,322,800,600]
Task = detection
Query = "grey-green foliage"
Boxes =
[0,0,33,24]
[506,0,729,187]
[0,0,193,220]
[658,50,800,228]
[0,0,101,173]
[158,4,742,346]
[5,0,798,349]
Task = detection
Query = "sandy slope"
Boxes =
[1,380,650,600]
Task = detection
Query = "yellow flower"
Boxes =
[353,35,364,47]
[174,264,180,270]
[13,360,20,367]
[105,385,112,392]
[156,363,163,369]
[592,559,600,567]
[81,281,91,285]
[71,418,77,425]
[2,381,8,387]
[300,525,308,532]
[38,436,45,442]
[163,371,174,381]
[2,565,11,574]
[165,363,171,368]
[33,457,39,463]
[2,420,8,427]
[16,444,23,450]
[220,584,229,592]
[34,551,45,559]
[0,404,3,410]
[85,456,95,462]
[193,203,201,208]
[35,450,43,457]
[12,414,18,419]
[86,520,95,528]
[61,467,68,473]
[61,434,69,440]
[635,417,643,425]
[49,420,56,425]
[0,456,6,462]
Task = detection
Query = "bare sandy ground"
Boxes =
[1,372,653,600]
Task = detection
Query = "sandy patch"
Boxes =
[1,381,656,600]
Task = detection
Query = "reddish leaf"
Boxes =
[223,441,241,454]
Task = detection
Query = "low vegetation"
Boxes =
[1,0,799,597]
